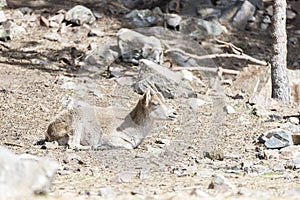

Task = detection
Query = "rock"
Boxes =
[164,13,181,30]
[0,10,6,23]
[203,148,224,161]
[279,146,300,160]
[292,133,300,145]
[87,29,105,37]
[223,105,235,114]
[43,32,61,42]
[0,0,7,8]
[288,117,299,125]
[287,9,297,20]
[65,5,96,25]
[0,147,59,198]
[259,129,293,149]
[248,0,264,9]
[0,28,11,41]
[283,188,300,197]
[266,5,273,16]
[208,174,236,192]
[134,59,195,98]
[286,155,300,169]
[263,149,280,160]
[117,28,163,64]
[125,9,162,27]
[197,8,221,20]
[187,98,209,110]
[181,18,225,39]
[98,186,115,197]
[232,0,256,30]
[238,188,270,197]
[111,172,136,183]
[85,44,119,68]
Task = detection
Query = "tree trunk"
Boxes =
[271,0,290,103]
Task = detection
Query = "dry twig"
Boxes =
[165,48,268,66]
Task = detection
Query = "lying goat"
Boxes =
[45,87,177,150]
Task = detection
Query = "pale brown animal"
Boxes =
[45,87,177,150]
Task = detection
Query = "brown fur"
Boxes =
[45,89,177,150]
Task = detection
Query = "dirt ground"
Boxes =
[1,0,300,199]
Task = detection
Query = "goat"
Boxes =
[45,86,177,150]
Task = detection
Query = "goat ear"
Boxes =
[141,89,151,107]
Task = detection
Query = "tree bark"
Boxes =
[271,0,290,103]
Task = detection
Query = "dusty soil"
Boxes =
[1,0,300,199]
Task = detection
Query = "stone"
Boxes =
[0,0,7,8]
[187,98,209,110]
[263,149,280,160]
[0,10,6,23]
[0,28,11,41]
[0,147,59,198]
[286,155,300,169]
[43,32,61,42]
[283,188,300,197]
[223,105,235,114]
[279,146,300,160]
[232,0,256,30]
[117,28,163,64]
[125,9,162,27]
[181,18,225,39]
[248,0,264,10]
[98,186,115,197]
[208,174,236,192]
[87,29,105,37]
[259,129,293,149]
[292,133,300,145]
[288,117,299,125]
[65,5,96,25]
[287,9,297,20]
[164,13,181,30]
[198,8,221,19]
[134,59,195,98]
[85,44,119,67]
[111,172,136,183]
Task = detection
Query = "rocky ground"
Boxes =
[1,0,300,199]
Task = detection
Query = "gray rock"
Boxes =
[87,29,105,37]
[117,28,163,64]
[223,105,235,114]
[283,188,300,197]
[125,9,162,27]
[197,8,221,20]
[0,28,11,41]
[187,98,209,110]
[85,44,119,68]
[65,5,96,25]
[164,13,181,29]
[286,155,300,169]
[248,0,264,10]
[98,186,115,197]
[43,32,61,42]
[181,18,225,39]
[259,129,293,149]
[0,147,59,198]
[208,174,236,192]
[287,9,297,20]
[232,0,256,30]
[111,172,136,183]
[0,10,6,23]
[134,59,195,98]
[0,0,7,8]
